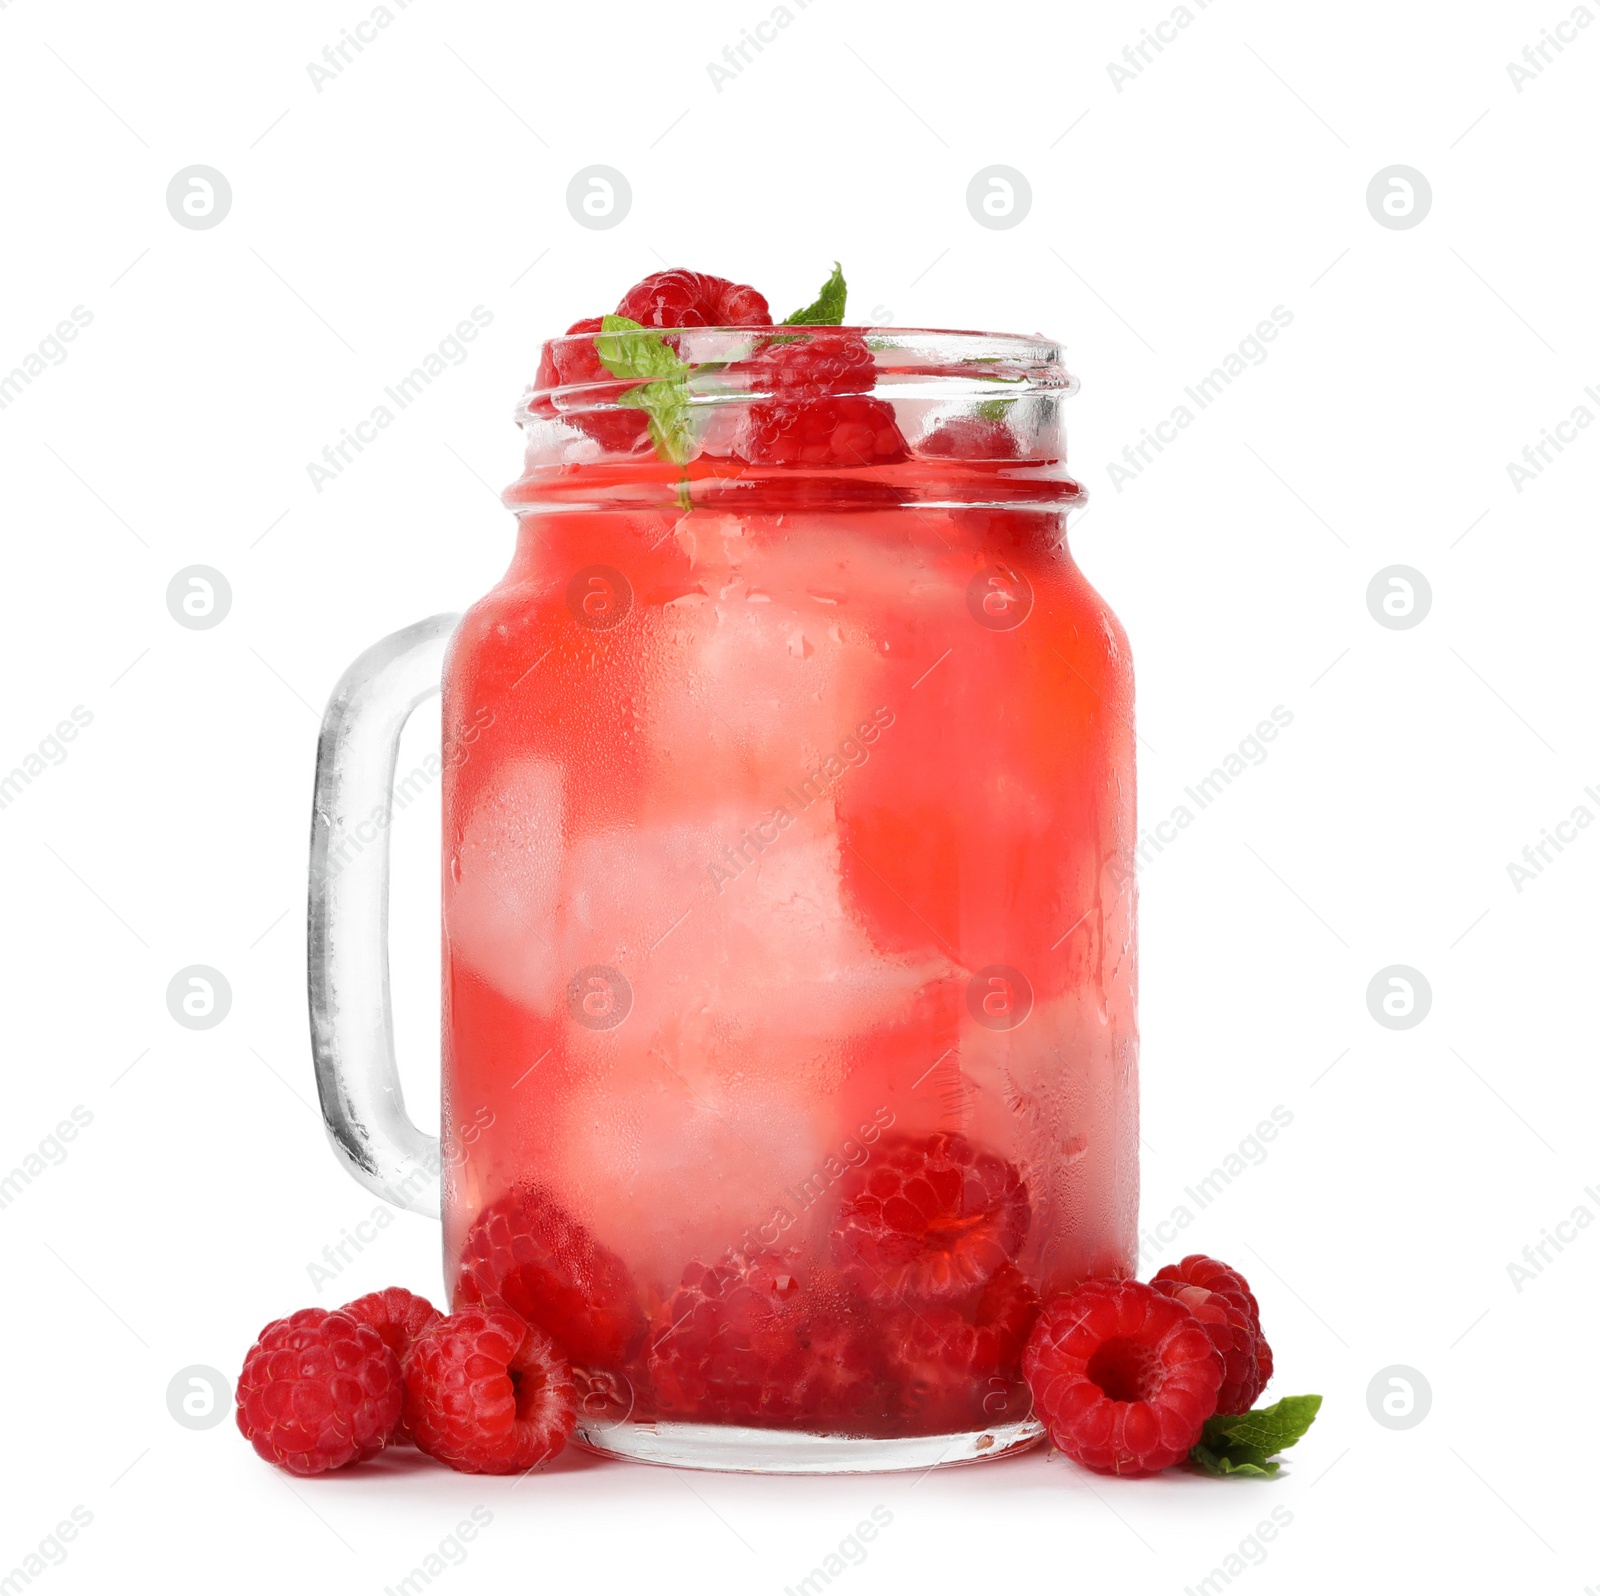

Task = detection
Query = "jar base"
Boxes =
[573,1416,1045,1475]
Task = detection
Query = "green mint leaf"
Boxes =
[617,380,694,467]
[974,397,1015,422]
[1190,1443,1279,1478]
[595,314,687,382]
[783,262,847,326]
[1205,1395,1323,1455]
[594,315,695,467]
[1190,1395,1322,1479]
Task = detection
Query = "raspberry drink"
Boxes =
[429,267,1138,1470]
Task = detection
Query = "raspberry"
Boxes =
[1254,1331,1274,1395]
[1150,1255,1271,1406]
[531,315,649,454]
[341,1287,442,1445]
[454,1186,648,1369]
[615,269,771,329]
[739,394,908,469]
[973,1262,1043,1349]
[1151,1254,1261,1327]
[403,1307,577,1474]
[747,330,878,401]
[830,1132,1030,1305]
[1022,1279,1223,1477]
[879,1263,1040,1432]
[647,1253,884,1427]
[918,415,1022,459]
[341,1287,441,1360]
[792,1310,890,1427]
[534,315,607,390]
[727,316,901,470]
[235,1308,403,1476]
[1149,1280,1266,1415]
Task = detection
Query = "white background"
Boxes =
[2,0,1596,1591]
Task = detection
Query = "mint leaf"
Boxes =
[1207,1394,1323,1454]
[1190,1395,1322,1478]
[783,262,847,326]
[974,397,1015,422]
[595,314,687,382]
[594,315,695,466]
[1189,1443,1279,1478]
[616,382,694,466]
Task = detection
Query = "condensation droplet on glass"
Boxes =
[787,629,814,659]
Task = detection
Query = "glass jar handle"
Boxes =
[308,613,460,1217]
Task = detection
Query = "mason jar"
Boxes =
[309,320,1137,1474]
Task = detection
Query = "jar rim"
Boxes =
[513,323,1083,510]
[533,324,1073,380]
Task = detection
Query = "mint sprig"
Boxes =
[593,314,695,466]
[783,262,847,326]
[1189,1395,1323,1478]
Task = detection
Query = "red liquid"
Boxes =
[440,459,1136,1437]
